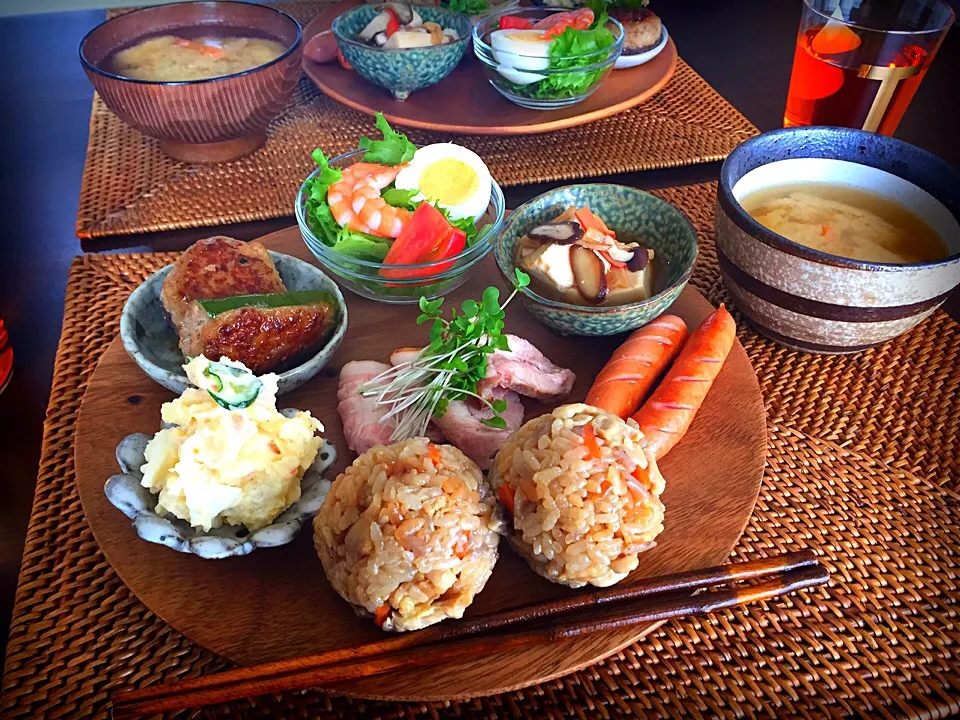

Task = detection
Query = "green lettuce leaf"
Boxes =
[495,20,615,100]
[330,230,392,262]
[358,112,417,166]
[381,186,420,210]
[447,0,489,15]
[303,148,343,246]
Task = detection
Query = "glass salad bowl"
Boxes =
[472,8,624,110]
[296,149,506,304]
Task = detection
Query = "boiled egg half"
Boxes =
[394,143,492,222]
[490,29,551,85]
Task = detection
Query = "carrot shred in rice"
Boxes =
[374,605,390,626]
[582,424,601,459]
[427,444,441,466]
[454,532,470,559]
[498,484,515,511]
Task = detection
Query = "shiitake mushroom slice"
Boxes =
[380,1,414,24]
[570,245,608,305]
[526,221,584,245]
[626,247,650,272]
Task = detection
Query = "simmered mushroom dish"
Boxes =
[356,2,461,48]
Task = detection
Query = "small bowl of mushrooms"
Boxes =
[332,3,472,100]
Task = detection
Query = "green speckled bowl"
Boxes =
[332,6,471,101]
[495,185,698,336]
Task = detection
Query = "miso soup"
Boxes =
[106,28,287,82]
[740,182,947,265]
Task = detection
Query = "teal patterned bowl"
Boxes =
[332,6,472,101]
[494,185,698,336]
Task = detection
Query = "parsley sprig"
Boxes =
[359,269,531,440]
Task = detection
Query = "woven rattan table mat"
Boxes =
[75,2,758,240]
[7,182,959,719]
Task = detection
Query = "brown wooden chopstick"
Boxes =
[110,551,828,719]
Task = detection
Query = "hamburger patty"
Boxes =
[610,8,662,55]
[160,236,285,332]
[179,302,337,375]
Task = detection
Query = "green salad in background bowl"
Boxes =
[296,113,505,304]
[472,6,624,109]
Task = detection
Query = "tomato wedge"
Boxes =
[499,15,533,30]
[381,202,466,280]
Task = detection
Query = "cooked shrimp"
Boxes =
[327,163,411,238]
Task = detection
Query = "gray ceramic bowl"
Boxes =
[332,5,471,100]
[120,251,348,394]
[494,184,698,336]
[716,127,960,354]
[106,429,336,559]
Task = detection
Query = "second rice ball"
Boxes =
[490,403,665,588]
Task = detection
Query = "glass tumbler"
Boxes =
[784,0,954,135]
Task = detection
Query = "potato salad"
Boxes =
[140,356,324,532]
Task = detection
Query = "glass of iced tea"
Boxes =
[784,0,954,135]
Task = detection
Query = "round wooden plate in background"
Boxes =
[302,2,678,135]
[74,228,766,701]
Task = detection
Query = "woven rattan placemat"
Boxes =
[75,2,758,240]
[6,182,959,719]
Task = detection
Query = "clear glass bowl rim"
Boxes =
[472,7,624,62]
[295,148,506,274]
[801,0,955,36]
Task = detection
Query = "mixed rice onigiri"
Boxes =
[489,403,665,588]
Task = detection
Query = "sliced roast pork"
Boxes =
[337,361,397,455]
[476,334,576,401]
[432,388,524,470]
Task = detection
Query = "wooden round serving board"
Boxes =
[75,228,766,701]
[302,2,677,135]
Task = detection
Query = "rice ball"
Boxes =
[314,438,501,632]
[490,403,665,588]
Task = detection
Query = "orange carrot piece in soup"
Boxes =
[632,306,736,459]
[585,316,689,419]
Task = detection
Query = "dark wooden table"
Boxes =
[0,0,957,672]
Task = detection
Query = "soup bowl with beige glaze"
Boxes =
[80,1,302,163]
[716,127,960,354]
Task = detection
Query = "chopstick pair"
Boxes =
[111,550,828,719]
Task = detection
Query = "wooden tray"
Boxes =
[302,3,678,135]
[73,227,766,701]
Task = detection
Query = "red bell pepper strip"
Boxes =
[385,7,400,37]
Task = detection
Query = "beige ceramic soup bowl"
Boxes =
[716,127,960,354]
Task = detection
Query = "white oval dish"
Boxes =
[614,26,668,69]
